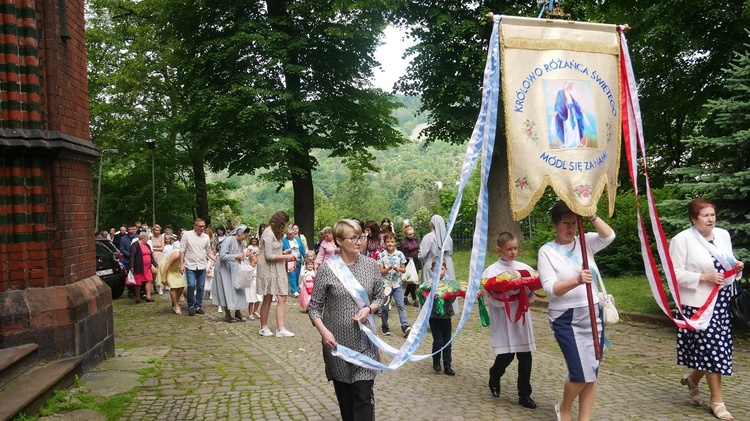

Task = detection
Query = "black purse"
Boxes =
[730,280,750,329]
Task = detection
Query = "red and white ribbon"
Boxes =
[619,27,716,331]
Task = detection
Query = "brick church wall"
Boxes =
[0,0,114,366]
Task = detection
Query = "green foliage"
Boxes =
[87,0,237,229]
[27,386,137,421]
[210,96,467,232]
[565,0,750,186]
[149,0,406,241]
[670,42,750,261]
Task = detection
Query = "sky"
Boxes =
[372,26,416,92]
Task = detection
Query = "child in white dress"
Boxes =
[244,251,261,319]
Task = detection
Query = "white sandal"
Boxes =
[680,374,702,405]
[709,401,734,420]
[554,403,561,421]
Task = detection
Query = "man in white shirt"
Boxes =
[180,218,215,316]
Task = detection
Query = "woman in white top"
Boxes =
[670,199,743,420]
[537,201,614,421]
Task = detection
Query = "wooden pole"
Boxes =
[577,215,602,360]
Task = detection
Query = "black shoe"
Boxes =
[195,308,205,314]
[444,367,455,376]
[403,298,410,305]
[489,381,500,397]
[489,368,500,397]
[433,362,441,373]
[519,396,537,409]
[382,328,390,336]
[188,307,196,316]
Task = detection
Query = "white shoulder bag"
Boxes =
[596,268,619,325]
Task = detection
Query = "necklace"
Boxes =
[556,238,576,252]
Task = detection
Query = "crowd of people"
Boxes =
[98,197,744,421]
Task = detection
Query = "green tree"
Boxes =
[395,1,750,250]
[565,0,750,186]
[87,0,232,228]
[669,43,750,261]
[395,1,539,247]
[154,0,405,242]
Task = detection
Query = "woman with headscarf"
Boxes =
[212,225,250,323]
[419,215,455,284]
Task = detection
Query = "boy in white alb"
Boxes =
[481,232,537,409]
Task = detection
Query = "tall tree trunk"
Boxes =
[487,133,522,248]
[292,163,315,247]
[191,155,209,222]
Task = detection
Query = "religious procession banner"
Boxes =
[500,16,621,220]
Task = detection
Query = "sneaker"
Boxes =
[402,326,411,338]
[188,307,196,316]
[276,328,295,337]
[195,308,205,314]
[259,326,273,337]
[293,292,299,298]
[382,328,391,336]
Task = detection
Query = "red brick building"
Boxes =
[0,0,114,367]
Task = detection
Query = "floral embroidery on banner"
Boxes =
[522,119,539,144]
[574,184,592,198]
[515,177,529,189]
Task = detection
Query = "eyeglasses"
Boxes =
[195,225,206,228]
[344,235,368,244]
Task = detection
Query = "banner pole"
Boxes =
[577,215,602,360]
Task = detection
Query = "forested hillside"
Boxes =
[207,95,466,232]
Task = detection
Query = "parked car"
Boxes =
[96,239,126,299]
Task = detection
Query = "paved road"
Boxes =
[109,294,750,420]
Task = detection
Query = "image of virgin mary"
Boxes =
[553,81,585,148]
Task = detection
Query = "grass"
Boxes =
[12,356,161,421]
[453,248,665,316]
[13,387,139,421]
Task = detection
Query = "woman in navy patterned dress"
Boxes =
[670,199,744,420]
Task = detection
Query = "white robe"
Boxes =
[481,259,537,354]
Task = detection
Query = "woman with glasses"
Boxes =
[308,219,385,421]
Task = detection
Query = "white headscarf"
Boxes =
[430,215,447,250]
[230,224,249,237]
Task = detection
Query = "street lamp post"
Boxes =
[145,139,156,228]
[95,148,119,232]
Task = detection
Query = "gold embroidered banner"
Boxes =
[500,16,621,220]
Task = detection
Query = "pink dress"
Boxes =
[133,244,153,285]
[298,268,316,309]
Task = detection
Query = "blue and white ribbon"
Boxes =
[331,15,502,369]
